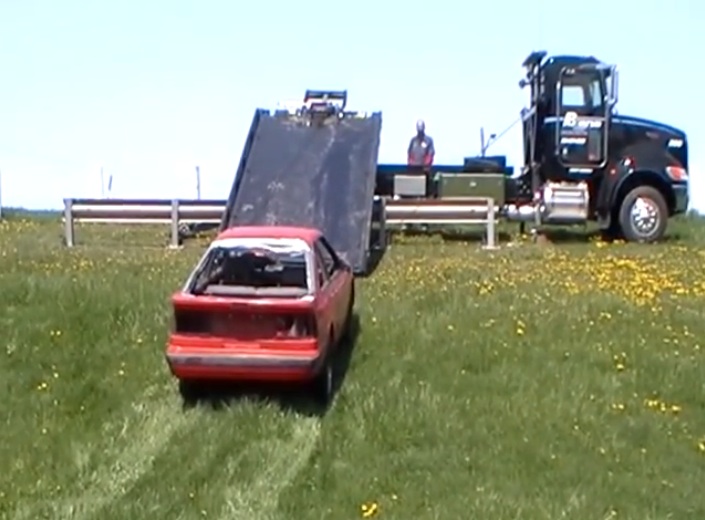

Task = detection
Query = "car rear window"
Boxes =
[189,239,310,295]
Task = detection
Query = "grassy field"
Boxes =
[2,214,705,520]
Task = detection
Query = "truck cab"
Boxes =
[519,51,689,241]
[541,55,612,174]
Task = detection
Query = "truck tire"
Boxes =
[617,185,668,243]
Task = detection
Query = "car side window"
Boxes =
[319,237,341,265]
[314,247,330,288]
[315,239,337,279]
[189,248,219,292]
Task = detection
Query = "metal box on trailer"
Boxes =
[393,174,427,197]
[437,173,506,206]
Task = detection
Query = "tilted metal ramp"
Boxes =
[220,108,382,274]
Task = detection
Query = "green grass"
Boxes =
[2,215,705,519]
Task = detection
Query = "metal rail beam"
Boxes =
[62,196,500,250]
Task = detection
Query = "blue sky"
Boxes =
[0,0,702,211]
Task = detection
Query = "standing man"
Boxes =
[407,119,435,167]
[403,119,435,233]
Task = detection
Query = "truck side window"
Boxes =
[561,85,585,107]
[588,78,604,108]
[560,71,605,117]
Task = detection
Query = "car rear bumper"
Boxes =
[165,346,322,382]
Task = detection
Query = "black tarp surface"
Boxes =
[224,113,381,273]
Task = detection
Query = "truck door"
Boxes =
[555,66,610,169]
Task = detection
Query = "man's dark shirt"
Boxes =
[407,134,435,166]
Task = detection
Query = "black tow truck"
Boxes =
[376,50,690,242]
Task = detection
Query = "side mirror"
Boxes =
[608,68,619,105]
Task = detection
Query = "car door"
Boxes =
[314,238,348,341]
[312,244,335,351]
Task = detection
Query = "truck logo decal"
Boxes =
[562,111,603,129]
[561,137,586,144]
[563,111,578,127]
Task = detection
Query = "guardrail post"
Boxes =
[63,198,75,247]
[169,199,180,249]
[482,198,499,250]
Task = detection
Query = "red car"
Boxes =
[165,225,355,405]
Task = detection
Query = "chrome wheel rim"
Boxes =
[630,197,660,237]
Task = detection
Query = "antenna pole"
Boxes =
[196,166,201,200]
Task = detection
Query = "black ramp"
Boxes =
[225,112,381,273]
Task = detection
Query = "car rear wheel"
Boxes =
[312,356,334,406]
[178,379,202,406]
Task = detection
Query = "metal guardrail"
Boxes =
[62,198,226,248]
[372,196,498,249]
[62,196,499,249]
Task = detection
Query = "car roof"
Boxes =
[215,225,322,244]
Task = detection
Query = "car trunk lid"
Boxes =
[170,294,317,346]
[174,308,317,341]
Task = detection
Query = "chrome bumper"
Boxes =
[166,352,320,369]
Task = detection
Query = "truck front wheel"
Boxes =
[617,185,668,243]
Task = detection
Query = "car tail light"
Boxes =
[665,165,688,181]
[274,314,317,338]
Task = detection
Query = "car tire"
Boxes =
[178,379,202,406]
[312,355,334,407]
[618,185,668,243]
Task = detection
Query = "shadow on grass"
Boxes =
[434,229,514,243]
[384,227,513,245]
[179,315,361,418]
[539,227,685,244]
[357,247,384,278]
[393,225,686,245]
[354,226,387,279]
[533,227,597,243]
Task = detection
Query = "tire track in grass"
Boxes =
[11,386,201,520]
[216,416,321,520]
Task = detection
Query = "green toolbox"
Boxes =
[436,173,506,206]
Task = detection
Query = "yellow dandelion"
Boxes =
[361,502,379,518]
